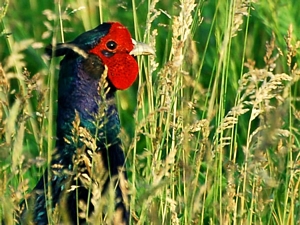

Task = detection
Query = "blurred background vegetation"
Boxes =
[1,0,300,224]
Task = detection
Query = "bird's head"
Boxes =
[47,22,154,90]
[89,22,154,90]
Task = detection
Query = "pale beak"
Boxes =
[130,39,155,56]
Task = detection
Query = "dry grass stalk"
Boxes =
[231,0,255,37]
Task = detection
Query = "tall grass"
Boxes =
[1,0,300,224]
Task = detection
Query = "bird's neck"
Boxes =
[55,57,120,163]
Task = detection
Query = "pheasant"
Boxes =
[20,22,154,225]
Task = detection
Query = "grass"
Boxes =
[1,0,300,224]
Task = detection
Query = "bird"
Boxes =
[20,22,154,225]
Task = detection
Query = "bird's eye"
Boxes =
[106,41,117,50]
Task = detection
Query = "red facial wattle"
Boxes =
[89,22,139,90]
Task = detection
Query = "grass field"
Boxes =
[1,0,300,224]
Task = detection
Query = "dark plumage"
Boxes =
[20,22,154,225]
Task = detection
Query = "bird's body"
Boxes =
[20,22,154,225]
